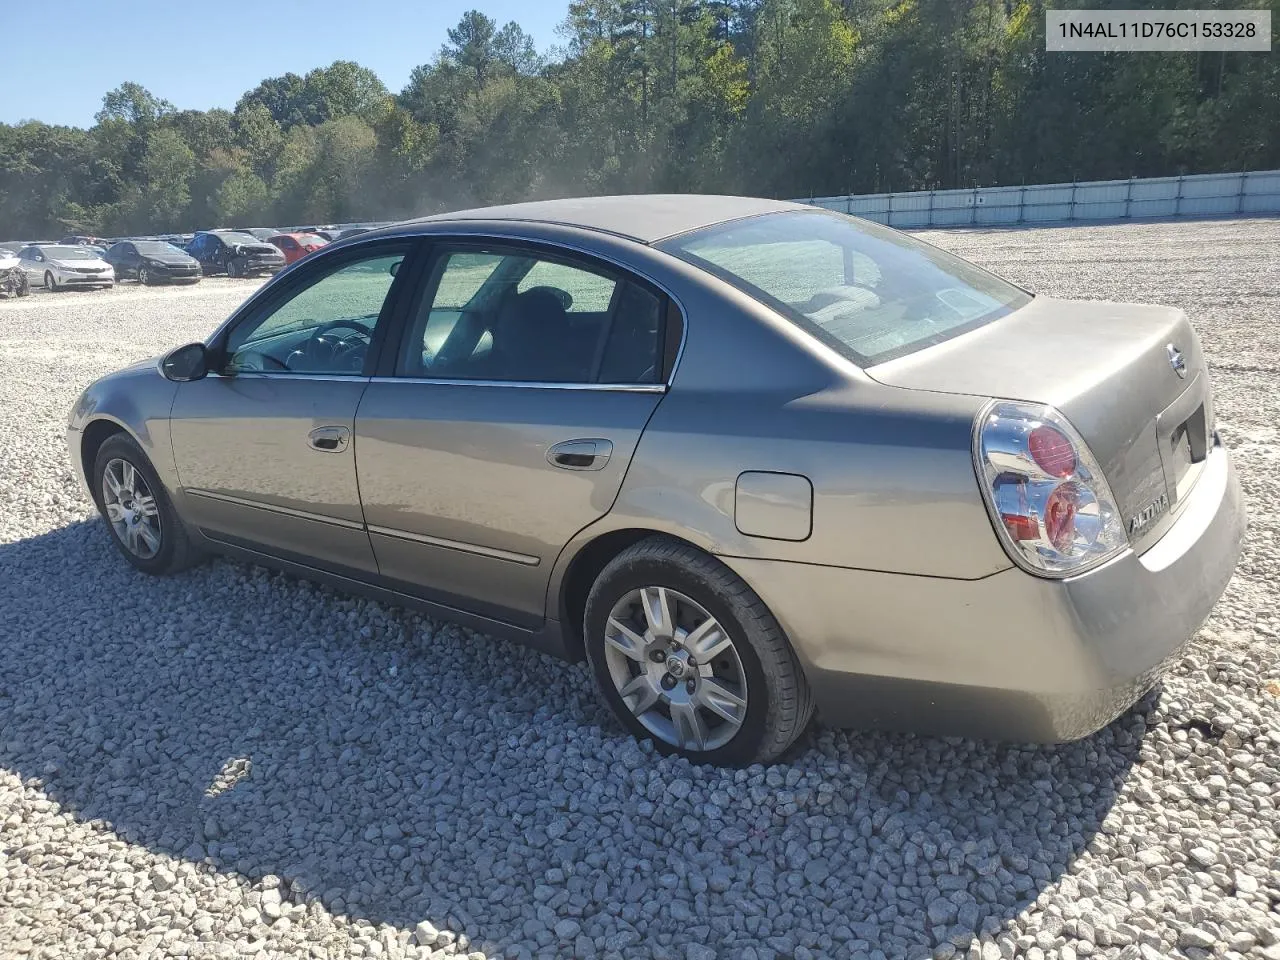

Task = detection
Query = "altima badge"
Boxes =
[1130,492,1170,535]
[1167,343,1187,378]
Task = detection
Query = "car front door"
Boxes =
[186,235,209,268]
[354,241,676,627]
[19,247,45,283]
[169,240,418,573]
[117,243,138,277]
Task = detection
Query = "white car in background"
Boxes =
[18,244,115,291]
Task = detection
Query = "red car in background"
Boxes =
[268,232,328,265]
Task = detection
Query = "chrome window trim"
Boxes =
[196,371,665,391]
[185,488,365,531]
[205,228,690,389]
[367,376,665,393]
[366,523,540,566]
[205,372,372,383]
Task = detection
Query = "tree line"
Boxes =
[2,0,1277,239]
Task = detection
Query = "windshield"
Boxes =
[133,241,187,256]
[212,232,259,246]
[43,245,98,260]
[659,210,1032,366]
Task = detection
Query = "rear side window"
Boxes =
[658,210,1031,366]
[398,246,665,385]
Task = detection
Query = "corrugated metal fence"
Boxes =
[798,169,1280,227]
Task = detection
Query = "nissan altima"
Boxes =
[67,196,1246,764]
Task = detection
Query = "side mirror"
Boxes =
[389,260,401,277]
[161,342,210,382]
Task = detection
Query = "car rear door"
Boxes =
[353,239,678,627]
[169,240,419,573]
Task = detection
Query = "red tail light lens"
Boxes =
[1028,425,1076,477]
[1043,482,1079,551]
[975,402,1127,577]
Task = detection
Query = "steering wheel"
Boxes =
[289,319,374,372]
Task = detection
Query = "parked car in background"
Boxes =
[333,227,371,241]
[61,235,108,247]
[66,195,1245,765]
[234,227,280,242]
[185,230,285,278]
[19,244,114,290]
[0,247,31,297]
[105,240,202,285]
[267,232,328,265]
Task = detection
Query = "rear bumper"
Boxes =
[721,442,1246,742]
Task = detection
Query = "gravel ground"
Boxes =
[1,220,1278,960]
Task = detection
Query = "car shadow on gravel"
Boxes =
[1,520,1149,960]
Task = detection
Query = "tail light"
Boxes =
[974,401,1128,577]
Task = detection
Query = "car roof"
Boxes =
[415,194,806,244]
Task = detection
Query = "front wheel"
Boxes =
[44,271,57,291]
[584,536,814,765]
[137,266,150,285]
[226,258,241,278]
[93,433,200,575]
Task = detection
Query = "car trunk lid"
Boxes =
[865,295,1213,553]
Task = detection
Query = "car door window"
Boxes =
[398,247,664,384]
[222,247,408,376]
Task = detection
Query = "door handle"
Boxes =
[308,425,350,452]
[547,438,613,471]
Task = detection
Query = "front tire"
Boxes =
[584,536,814,765]
[138,266,150,285]
[226,258,241,278]
[92,433,200,575]
[44,271,57,291]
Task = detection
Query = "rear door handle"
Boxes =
[547,438,613,471]
[308,425,350,452]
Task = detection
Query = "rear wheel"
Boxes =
[93,433,200,575]
[584,536,814,765]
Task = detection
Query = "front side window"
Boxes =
[223,247,408,376]
[398,246,664,384]
[659,210,1031,366]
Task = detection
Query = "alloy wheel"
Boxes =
[44,271,56,291]
[138,267,149,285]
[101,458,162,559]
[602,586,748,752]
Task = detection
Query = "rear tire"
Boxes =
[584,536,814,765]
[92,433,201,576]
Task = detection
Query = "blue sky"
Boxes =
[4,0,567,128]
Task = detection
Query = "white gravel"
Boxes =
[1,221,1278,960]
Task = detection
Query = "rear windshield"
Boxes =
[658,210,1031,366]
